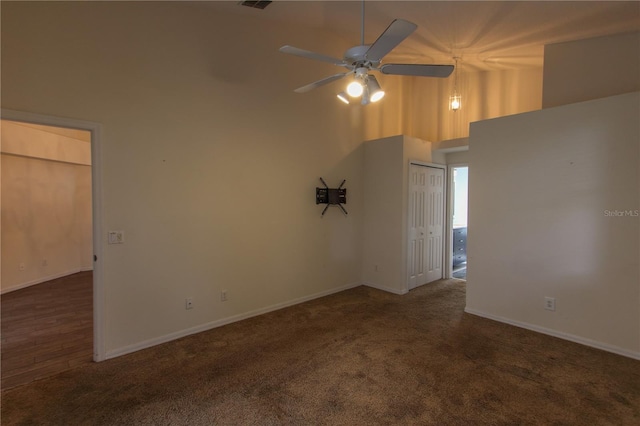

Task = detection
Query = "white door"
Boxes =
[408,164,445,289]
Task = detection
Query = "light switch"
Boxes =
[108,231,125,244]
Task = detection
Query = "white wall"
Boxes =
[1,1,366,356]
[467,92,640,358]
[361,135,433,294]
[1,120,93,292]
[543,32,640,108]
[446,150,469,165]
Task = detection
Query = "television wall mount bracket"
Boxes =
[316,177,347,217]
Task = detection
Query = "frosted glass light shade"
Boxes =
[368,75,385,102]
[337,92,350,104]
[347,81,364,97]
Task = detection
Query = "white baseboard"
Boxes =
[363,281,408,295]
[464,307,640,361]
[1,267,94,294]
[105,281,363,360]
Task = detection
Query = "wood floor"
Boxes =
[1,271,93,390]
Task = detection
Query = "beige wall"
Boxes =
[543,32,640,108]
[1,1,366,355]
[2,121,91,165]
[0,120,91,166]
[364,67,543,143]
[467,92,639,357]
[1,155,93,292]
[361,135,433,294]
[1,120,93,293]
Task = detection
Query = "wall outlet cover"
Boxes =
[544,297,556,311]
[108,231,125,244]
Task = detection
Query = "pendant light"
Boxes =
[449,57,461,111]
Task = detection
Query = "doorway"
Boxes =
[0,111,104,388]
[450,166,468,279]
[407,163,445,290]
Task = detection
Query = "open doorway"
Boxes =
[451,166,468,279]
[1,118,96,389]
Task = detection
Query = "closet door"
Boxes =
[408,164,444,289]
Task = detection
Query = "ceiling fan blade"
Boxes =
[380,64,454,78]
[294,73,348,93]
[279,45,346,66]
[365,19,417,62]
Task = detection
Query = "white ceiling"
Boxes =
[210,0,640,71]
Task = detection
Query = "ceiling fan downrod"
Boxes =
[360,0,365,46]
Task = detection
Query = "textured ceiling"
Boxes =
[212,0,640,71]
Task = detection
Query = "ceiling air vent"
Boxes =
[239,1,272,10]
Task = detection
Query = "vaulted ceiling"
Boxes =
[210,1,640,71]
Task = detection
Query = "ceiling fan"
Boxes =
[279,3,454,105]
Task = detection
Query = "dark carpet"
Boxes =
[2,280,639,425]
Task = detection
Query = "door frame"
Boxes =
[406,160,447,292]
[1,108,105,362]
[447,163,469,279]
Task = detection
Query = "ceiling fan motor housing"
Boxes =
[344,45,379,68]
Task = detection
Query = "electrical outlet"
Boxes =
[374,264,379,272]
[42,259,48,267]
[544,297,556,311]
[221,290,228,302]
[185,298,194,310]
[19,262,25,271]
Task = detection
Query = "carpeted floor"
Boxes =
[2,279,639,425]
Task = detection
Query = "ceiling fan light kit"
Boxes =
[279,6,454,106]
[336,92,350,104]
[367,75,385,102]
[347,80,364,97]
[338,73,385,105]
